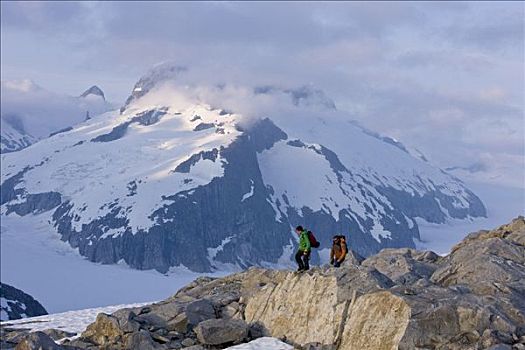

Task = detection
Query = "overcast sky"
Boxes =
[1,1,524,187]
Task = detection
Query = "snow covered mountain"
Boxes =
[0,64,486,273]
[0,80,112,153]
[0,283,47,321]
[0,117,36,154]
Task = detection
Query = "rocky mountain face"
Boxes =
[3,217,524,349]
[0,65,486,273]
[0,283,47,321]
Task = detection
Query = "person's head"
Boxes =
[295,225,304,234]
[333,235,341,243]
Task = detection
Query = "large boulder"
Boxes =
[124,329,162,350]
[244,266,393,345]
[14,331,62,350]
[80,313,124,346]
[362,248,439,285]
[194,319,248,345]
[431,216,525,327]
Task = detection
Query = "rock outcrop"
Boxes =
[2,217,524,350]
[0,283,48,321]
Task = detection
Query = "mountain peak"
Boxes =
[121,62,187,112]
[80,86,105,100]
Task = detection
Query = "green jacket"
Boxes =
[298,230,311,252]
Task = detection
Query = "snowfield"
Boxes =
[416,181,524,254]
[0,302,149,336]
[0,212,231,314]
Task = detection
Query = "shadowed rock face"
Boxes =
[5,217,517,350]
[0,283,47,321]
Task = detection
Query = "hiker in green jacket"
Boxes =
[295,225,311,271]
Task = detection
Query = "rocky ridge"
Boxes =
[2,217,524,350]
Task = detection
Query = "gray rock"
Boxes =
[124,329,162,350]
[181,338,195,347]
[335,265,394,301]
[167,312,188,333]
[1,328,30,345]
[362,248,438,285]
[221,302,241,319]
[185,299,216,326]
[62,338,97,350]
[194,319,248,345]
[80,313,123,346]
[111,308,140,333]
[488,345,512,350]
[15,331,62,350]
[41,329,76,341]
[343,249,365,266]
[150,332,170,344]
[181,345,204,350]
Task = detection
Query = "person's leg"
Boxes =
[302,251,310,270]
[295,251,305,270]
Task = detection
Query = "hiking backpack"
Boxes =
[339,235,349,251]
[307,231,321,248]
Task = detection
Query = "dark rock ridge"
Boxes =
[80,86,105,101]
[91,108,168,143]
[49,127,74,138]
[3,217,523,349]
[0,283,47,321]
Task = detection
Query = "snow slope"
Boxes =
[0,118,36,154]
[416,180,525,255]
[0,302,148,335]
[0,212,228,313]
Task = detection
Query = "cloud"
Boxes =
[1,2,523,188]
[0,80,110,138]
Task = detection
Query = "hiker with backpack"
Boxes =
[330,235,348,267]
[295,225,311,271]
[294,225,320,271]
